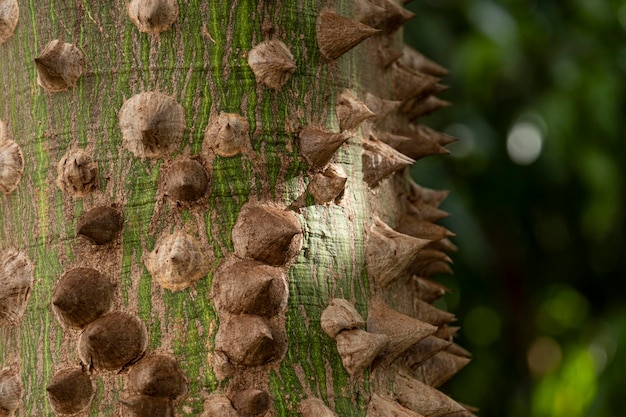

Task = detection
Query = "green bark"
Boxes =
[1,1,461,417]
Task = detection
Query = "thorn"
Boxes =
[365,93,402,125]
[376,130,449,161]
[214,315,282,366]
[402,45,449,77]
[366,218,430,288]
[435,325,460,340]
[404,335,452,370]
[356,0,415,34]
[406,124,458,146]
[396,215,451,241]
[316,9,380,61]
[426,238,458,253]
[367,393,423,417]
[362,137,414,187]
[417,351,471,388]
[336,89,376,131]
[413,276,449,303]
[376,41,404,68]
[335,329,390,375]
[307,164,348,205]
[408,180,450,207]
[232,204,302,266]
[418,261,454,277]
[203,112,250,157]
[203,394,240,417]
[367,298,437,365]
[298,397,338,417]
[248,40,296,89]
[298,128,349,169]
[401,95,452,119]
[212,259,287,317]
[414,298,456,326]
[390,61,440,101]
[395,371,467,416]
[446,343,472,358]
[320,298,365,339]
[407,201,450,223]
[230,388,271,417]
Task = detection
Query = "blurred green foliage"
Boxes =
[404,1,626,416]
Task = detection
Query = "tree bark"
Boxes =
[0,1,465,416]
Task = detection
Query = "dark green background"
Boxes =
[405,1,626,416]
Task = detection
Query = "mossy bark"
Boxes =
[0,1,462,417]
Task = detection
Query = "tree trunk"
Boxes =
[0,1,468,416]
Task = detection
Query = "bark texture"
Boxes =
[0,1,466,416]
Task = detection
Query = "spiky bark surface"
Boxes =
[0,1,467,416]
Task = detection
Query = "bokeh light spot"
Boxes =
[536,285,589,335]
[527,336,562,376]
[507,121,543,165]
[463,305,501,346]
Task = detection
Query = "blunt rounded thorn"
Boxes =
[78,311,148,371]
[366,218,429,288]
[52,267,115,329]
[120,395,174,417]
[395,371,466,416]
[203,394,240,417]
[418,351,471,388]
[203,112,250,157]
[0,124,24,195]
[162,158,209,202]
[128,0,179,35]
[0,249,33,327]
[367,298,437,364]
[211,259,287,317]
[404,335,453,371]
[76,206,123,244]
[248,40,296,90]
[336,89,376,131]
[128,354,188,400]
[320,298,365,339]
[316,9,379,61]
[119,92,185,159]
[297,128,349,169]
[46,367,93,415]
[35,39,84,92]
[0,368,22,416]
[214,315,283,366]
[307,164,347,205]
[401,45,449,77]
[55,149,98,196]
[144,229,211,291]
[362,138,414,187]
[232,204,302,266]
[0,0,18,44]
[297,397,338,417]
[335,329,389,375]
[230,388,271,417]
[367,394,423,417]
